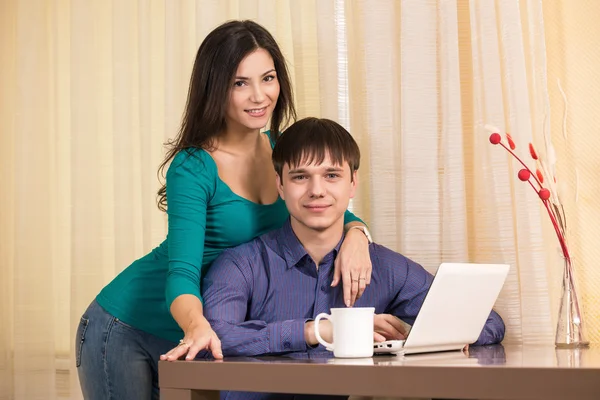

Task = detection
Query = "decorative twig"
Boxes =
[485,128,571,268]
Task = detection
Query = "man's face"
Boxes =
[277,153,357,232]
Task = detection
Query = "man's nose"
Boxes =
[308,178,326,197]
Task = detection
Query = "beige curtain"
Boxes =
[1,0,598,399]
[543,0,600,347]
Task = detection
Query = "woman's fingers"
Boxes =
[209,335,223,359]
[160,341,190,361]
[160,330,223,362]
[185,338,204,360]
[356,275,367,300]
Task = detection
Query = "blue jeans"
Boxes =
[76,300,177,399]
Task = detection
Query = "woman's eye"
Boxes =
[234,81,246,87]
[264,75,276,82]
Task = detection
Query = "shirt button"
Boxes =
[321,285,327,292]
[284,342,291,349]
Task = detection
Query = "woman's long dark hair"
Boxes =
[157,20,296,211]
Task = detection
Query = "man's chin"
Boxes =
[290,212,346,233]
[298,217,335,232]
[303,224,330,232]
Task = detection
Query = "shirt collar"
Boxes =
[278,218,345,270]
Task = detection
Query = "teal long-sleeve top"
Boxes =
[96,137,363,343]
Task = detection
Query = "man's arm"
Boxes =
[472,310,505,345]
[380,247,434,325]
[202,249,309,357]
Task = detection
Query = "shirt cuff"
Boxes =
[268,319,308,353]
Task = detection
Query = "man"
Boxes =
[202,117,505,397]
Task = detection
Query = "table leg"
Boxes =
[160,388,220,400]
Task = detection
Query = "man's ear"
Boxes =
[276,173,285,200]
[349,170,358,199]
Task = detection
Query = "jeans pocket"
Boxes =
[113,317,139,332]
[76,316,89,368]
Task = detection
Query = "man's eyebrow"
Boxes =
[235,68,276,80]
[288,166,344,174]
[288,168,308,174]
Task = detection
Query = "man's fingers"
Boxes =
[373,332,386,343]
[375,322,399,340]
[378,314,406,335]
[382,314,407,335]
[375,315,406,339]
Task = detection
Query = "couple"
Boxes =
[167,116,505,399]
[76,20,503,400]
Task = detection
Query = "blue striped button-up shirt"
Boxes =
[202,219,505,357]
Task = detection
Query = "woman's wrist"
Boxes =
[346,225,373,243]
[171,294,206,332]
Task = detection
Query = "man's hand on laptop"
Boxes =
[374,314,407,342]
[305,314,407,347]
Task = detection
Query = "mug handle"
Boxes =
[314,313,333,351]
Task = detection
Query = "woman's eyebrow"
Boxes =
[235,68,276,80]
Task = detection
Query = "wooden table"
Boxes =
[159,344,600,399]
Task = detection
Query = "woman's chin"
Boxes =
[243,119,269,131]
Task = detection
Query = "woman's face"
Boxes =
[224,48,280,134]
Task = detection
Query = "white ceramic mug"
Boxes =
[314,307,375,358]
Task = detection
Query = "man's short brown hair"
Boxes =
[272,117,360,182]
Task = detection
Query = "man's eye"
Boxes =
[326,174,340,179]
[292,175,307,181]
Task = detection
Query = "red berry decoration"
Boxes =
[489,133,501,144]
[518,169,531,181]
[487,127,571,266]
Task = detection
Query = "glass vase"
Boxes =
[555,257,589,348]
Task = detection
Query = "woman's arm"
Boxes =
[162,295,222,360]
[160,151,223,360]
[332,210,373,307]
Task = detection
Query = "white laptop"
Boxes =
[374,262,509,355]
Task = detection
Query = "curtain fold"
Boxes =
[1,1,596,398]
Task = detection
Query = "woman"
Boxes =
[76,20,373,399]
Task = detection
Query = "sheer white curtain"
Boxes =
[543,0,600,346]
[332,0,554,344]
[1,0,594,399]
